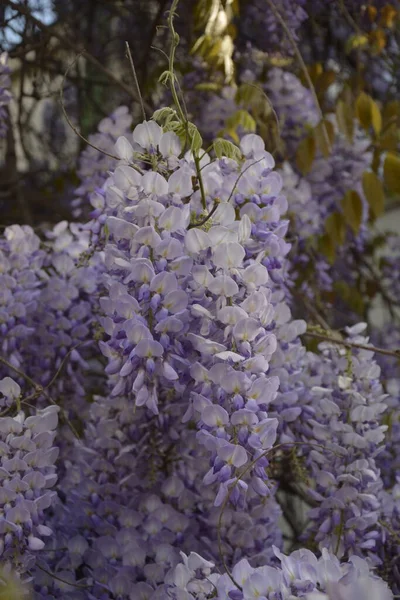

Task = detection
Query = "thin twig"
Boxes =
[125,41,146,121]
[303,331,400,359]
[35,565,90,590]
[0,355,81,439]
[59,53,121,161]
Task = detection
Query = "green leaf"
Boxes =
[188,122,203,151]
[362,171,385,219]
[296,135,316,175]
[384,152,400,194]
[152,107,178,126]
[341,190,363,234]
[213,138,242,162]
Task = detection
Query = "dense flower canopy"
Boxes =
[1,0,400,598]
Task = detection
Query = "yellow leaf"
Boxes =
[308,63,323,84]
[378,124,398,152]
[384,152,400,194]
[336,100,354,142]
[369,29,387,53]
[372,148,382,172]
[380,5,398,28]
[296,135,316,175]
[225,127,239,144]
[370,99,382,135]
[367,5,378,21]
[341,190,363,234]
[383,100,400,126]
[345,33,369,53]
[325,211,346,246]
[356,92,372,129]
[315,70,336,96]
[362,171,385,219]
[314,119,335,157]
[226,109,256,132]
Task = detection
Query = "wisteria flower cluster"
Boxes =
[1,0,400,596]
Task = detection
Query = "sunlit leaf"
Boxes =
[367,5,378,21]
[195,82,222,92]
[362,171,385,219]
[356,92,372,130]
[226,109,256,133]
[370,99,382,135]
[345,33,369,54]
[369,28,387,53]
[380,5,398,28]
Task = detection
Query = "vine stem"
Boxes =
[167,0,207,209]
[264,0,332,153]
[188,199,220,229]
[59,53,121,161]
[303,330,400,359]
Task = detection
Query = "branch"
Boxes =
[125,41,146,121]
[7,0,152,113]
[303,331,400,359]
[0,355,81,439]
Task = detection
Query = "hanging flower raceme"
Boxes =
[98,124,302,512]
[0,398,59,574]
[297,324,388,564]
